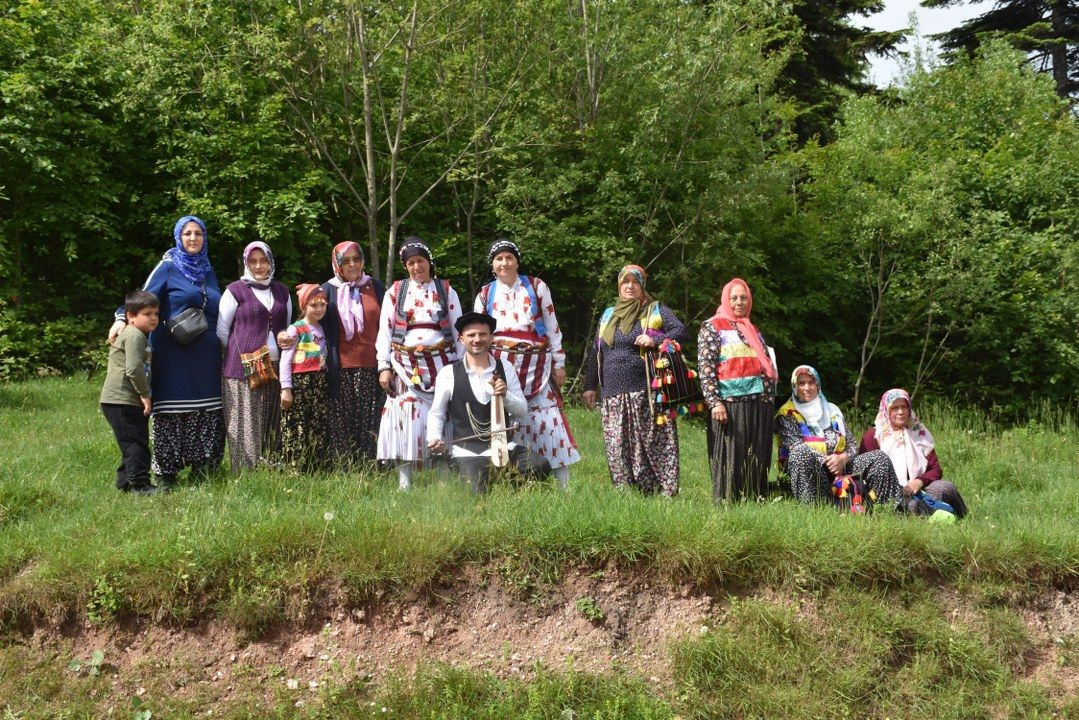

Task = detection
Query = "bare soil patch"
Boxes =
[10,567,1078,709]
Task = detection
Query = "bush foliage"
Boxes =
[1,1,1076,412]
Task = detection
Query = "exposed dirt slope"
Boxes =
[13,567,1079,708]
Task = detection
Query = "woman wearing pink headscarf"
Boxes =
[859,389,968,518]
[277,241,386,468]
[697,278,778,502]
[320,242,385,466]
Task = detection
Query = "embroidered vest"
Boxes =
[709,317,766,398]
[290,321,324,373]
[222,280,290,379]
[448,358,508,454]
[390,278,454,345]
[481,275,547,338]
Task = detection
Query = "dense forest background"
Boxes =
[1,0,1076,414]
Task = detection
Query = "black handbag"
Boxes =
[168,283,208,345]
[644,338,707,425]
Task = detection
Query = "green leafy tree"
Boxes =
[800,41,1079,410]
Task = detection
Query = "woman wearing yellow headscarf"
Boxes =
[582,265,688,496]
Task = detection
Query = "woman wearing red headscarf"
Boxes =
[698,278,778,502]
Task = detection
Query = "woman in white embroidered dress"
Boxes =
[473,239,579,487]
[375,238,462,489]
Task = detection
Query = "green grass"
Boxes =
[0,378,1077,717]
[1,378,1075,630]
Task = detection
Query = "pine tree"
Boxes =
[782,0,905,141]
[924,0,1078,99]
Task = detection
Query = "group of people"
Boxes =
[580,265,967,517]
[101,216,577,494]
[99,215,966,517]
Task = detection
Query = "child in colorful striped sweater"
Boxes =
[279,283,331,472]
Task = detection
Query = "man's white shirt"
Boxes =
[427,354,527,458]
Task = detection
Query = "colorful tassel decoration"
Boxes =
[651,378,661,389]
[656,415,667,426]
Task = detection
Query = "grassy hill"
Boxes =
[1,378,1076,718]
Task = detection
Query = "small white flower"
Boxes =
[324,512,335,522]
[309,680,319,690]
[286,678,299,690]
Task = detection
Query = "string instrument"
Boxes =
[489,364,510,467]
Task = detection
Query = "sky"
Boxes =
[862,0,987,87]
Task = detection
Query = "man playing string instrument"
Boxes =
[427,312,552,493]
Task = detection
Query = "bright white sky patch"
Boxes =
[863,0,986,87]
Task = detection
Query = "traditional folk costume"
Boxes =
[474,240,579,487]
[117,215,225,484]
[859,389,968,518]
[698,278,777,502]
[322,242,386,468]
[775,365,901,505]
[375,239,462,488]
[427,312,552,493]
[217,241,291,472]
[582,265,687,497]
[279,284,331,473]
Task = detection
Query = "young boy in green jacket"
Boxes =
[100,290,159,494]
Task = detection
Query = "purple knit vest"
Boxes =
[223,280,291,379]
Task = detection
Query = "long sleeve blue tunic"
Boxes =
[117,255,223,414]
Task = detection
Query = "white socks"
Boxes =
[553,465,570,489]
[397,462,413,490]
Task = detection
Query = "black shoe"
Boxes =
[131,484,161,496]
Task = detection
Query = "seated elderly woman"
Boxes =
[776,365,901,506]
[859,389,969,518]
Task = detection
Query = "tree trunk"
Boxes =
[1049,0,1070,98]
[356,11,382,280]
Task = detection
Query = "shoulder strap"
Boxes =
[520,275,547,338]
[482,281,495,316]
[392,279,410,344]
[435,279,453,344]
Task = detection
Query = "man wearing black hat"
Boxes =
[427,311,552,492]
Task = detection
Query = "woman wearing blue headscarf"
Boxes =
[109,215,225,487]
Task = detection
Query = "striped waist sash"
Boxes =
[491,331,551,400]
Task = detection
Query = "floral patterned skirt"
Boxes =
[515,384,580,470]
[280,370,331,473]
[223,376,281,472]
[151,409,225,478]
[600,390,679,496]
[786,445,901,506]
[330,366,382,468]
